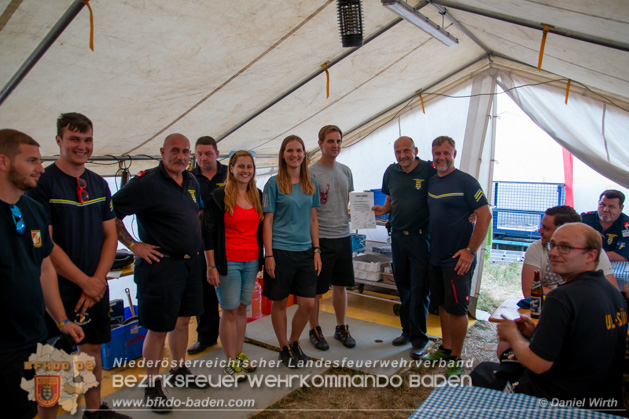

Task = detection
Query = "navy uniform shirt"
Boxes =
[112,162,202,256]
[1,195,53,352]
[581,211,629,260]
[381,157,436,232]
[190,162,227,210]
[27,163,115,299]
[427,169,489,267]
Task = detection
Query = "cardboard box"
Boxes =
[101,306,147,370]
[382,272,396,286]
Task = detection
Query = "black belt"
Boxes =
[161,251,198,260]
[392,228,425,236]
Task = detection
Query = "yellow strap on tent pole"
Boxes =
[83,0,94,51]
[565,79,571,105]
[537,24,550,71]
[417,90,425,114]
[322,62,330,98]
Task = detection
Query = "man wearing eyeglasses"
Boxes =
[522,205,617,297]
[27,114,125,418]
[487,223,627,409]
[1,129,84,419]
[581,190,629,262]
[112,133,209,413]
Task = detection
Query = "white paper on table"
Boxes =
[350,192,377,230]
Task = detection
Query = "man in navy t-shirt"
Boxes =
[424,136,492,376]
[27,113,124,418]
[1,129,83,419]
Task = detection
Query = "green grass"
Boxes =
[477,261,523,313]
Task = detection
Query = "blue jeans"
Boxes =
[391,231,430,348]
[215,260,258,311]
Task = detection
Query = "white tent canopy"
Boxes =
[2,0,629,312]
[0,0,627,178]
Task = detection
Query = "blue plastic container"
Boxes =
[100,305,147,370]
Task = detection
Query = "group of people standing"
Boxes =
[373,135,492,376]
[2,109,497,416]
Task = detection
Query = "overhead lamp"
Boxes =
[381,0,458,46]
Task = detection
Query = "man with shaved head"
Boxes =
[113,133,208,413]
[373,136,436,360]
[473,223,626,410]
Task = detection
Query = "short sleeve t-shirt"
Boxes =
[310,161,353,239]
[523,239,614,290]
[381,158,436,231]
[427,169,489,267]
[112,162,202,255]
[1,195,53,352]
[262,176,320,251]
[523,270,627,403]
[27,163,115,299]
[581,211,629,260]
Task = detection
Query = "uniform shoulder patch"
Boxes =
[135,171,146,178]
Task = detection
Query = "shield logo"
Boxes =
[624,221,629,230]
[35,375,60,407]
[31,230,42,248]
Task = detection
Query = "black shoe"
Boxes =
[83,402,132,419]
[309,326,329,351]
[144,378,171,414]
[278,345,299,369]
[291,340,309,363]
[410,345,427,360]
[334,325,356,348]
[392,334,409,346]
[186,340,216,355]
[169,366,210,389]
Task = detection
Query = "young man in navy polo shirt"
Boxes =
[28,114,126,418]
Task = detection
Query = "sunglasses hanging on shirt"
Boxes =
[10,205,25,235]
[77,177,89,203]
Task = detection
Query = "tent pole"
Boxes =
[0,0,85,107]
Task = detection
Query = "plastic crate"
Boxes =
[353,253,391,272]
[101,306,147,370]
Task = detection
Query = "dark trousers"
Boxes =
[0,346,37,419]
[391,231,430,348]
[196,255,220,344]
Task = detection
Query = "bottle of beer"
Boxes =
[530,270,543,319]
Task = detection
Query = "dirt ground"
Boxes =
[253,320,500,418]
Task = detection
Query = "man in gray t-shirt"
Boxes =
[308,125,357,350]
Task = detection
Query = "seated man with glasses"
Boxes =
[581,190,629,262]
[472,223,627,411]
[521,205,617,297]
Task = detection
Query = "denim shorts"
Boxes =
[215,260,259,310]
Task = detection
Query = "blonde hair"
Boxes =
[276,135,315,195]
[224,150,263,220]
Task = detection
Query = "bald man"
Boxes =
[373,136,436,359]
[473,223,626,410]
[112,134,208,412]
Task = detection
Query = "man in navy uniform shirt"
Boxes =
[187,136,227,355]
[424,136,492,376]
[581,189,629,261]
[1,129,83,419]
[372,136,436,360]
[113,133,209,413]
